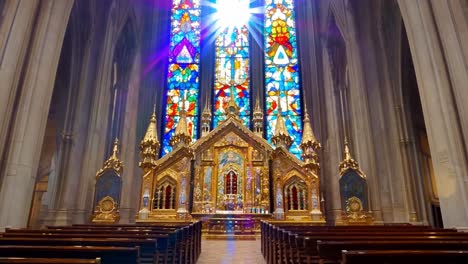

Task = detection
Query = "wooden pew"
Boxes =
[0,258,101,264]
[260,221,468,264]
[46,221,203,262]
[0,237,159,264]
[0,245,139,264]
[341,250,468,264]
[1,221,202,264]
[317,240,468,264]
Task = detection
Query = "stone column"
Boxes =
[73,11,118,224]
[120,51,142,223]
[321,48,344,223]
[398,0,468,227]
[0,1,39,178]
[0,0,74,229]
[342,4,384,223]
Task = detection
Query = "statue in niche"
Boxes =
[225,171,238,195]
[142,185,150,208]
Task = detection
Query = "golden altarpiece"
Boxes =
[135,98,325,231]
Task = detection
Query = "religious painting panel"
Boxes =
[339,169,369,211]
[92,169,122,223]
[213,23,250,127]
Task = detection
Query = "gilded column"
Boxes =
[137,110,160,220]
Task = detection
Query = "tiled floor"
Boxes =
[197,239,266,264]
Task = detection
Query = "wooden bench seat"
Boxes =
[0,221,202,264]
[341,250,468,264]
[0,258,101,264]
[318,240,468,263]
[0,237,160,264]
[0,245,139,264]
[261,221,468,264]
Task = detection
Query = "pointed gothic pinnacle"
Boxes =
[274,98,290,137]
[142,106,159,145]
[339,138,361,175]
[253,97,262,114]
[344,138,352,161]
[225,85,240,117]
[170,96,191,147]
[111,138,119,159]
[272,97,293,148]
[300,109,319,148]
[202,101,212,117]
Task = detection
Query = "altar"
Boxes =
[134,97,325,233]
[192,213,272,239]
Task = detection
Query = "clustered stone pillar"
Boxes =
[0,0,74,229]
[398,0,468,228]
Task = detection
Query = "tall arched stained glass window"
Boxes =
[264,0,302,158]
[162,0,202,155]
[213,0,250,127]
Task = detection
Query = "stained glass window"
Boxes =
[213,0,250,127]
[264,0,302,158]
[162,0,201,155]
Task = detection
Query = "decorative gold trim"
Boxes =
[271,97,293,149]
[341,196,374,224]
[339,139,365,177]
[91,196,120,223]
[139,107,160,169]
[96,138,123,177]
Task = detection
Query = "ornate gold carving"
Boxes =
[253,98,264,136]
[96,138,123,177]
[170,95,192,147]
[271,100,293,149]
[139,108,160,169]
[92,196,120,223]
[201,102,212,137]
[339,140,365,177]
[136,92,325,224]
[300,108,321,171]
[343,196,373,224]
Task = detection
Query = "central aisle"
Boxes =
[197,239,266,264]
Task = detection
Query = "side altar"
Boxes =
[135,97,325,232]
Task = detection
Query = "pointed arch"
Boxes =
[154,175,177,210]
[284,176,308,211]
[212,0,251,128]
[105,17,137,157]
[161,0,202,156]
[264,0,303,158]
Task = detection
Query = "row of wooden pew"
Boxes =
[0,221,202,264]
[261,221,468,263]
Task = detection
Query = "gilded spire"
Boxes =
[139,107,160,169]
[272,96,292,149]
[170,92,192,147]
[201,100,212,137]
[225,84,240,118]
[253,97,262,115]
[97,137,123,176]
[300,110,319,147]
[300,103,321,171]
[339,138,362,176]
[111,138,119,160]
[253,97,264,136]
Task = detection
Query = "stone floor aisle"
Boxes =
[197,239,266,264]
